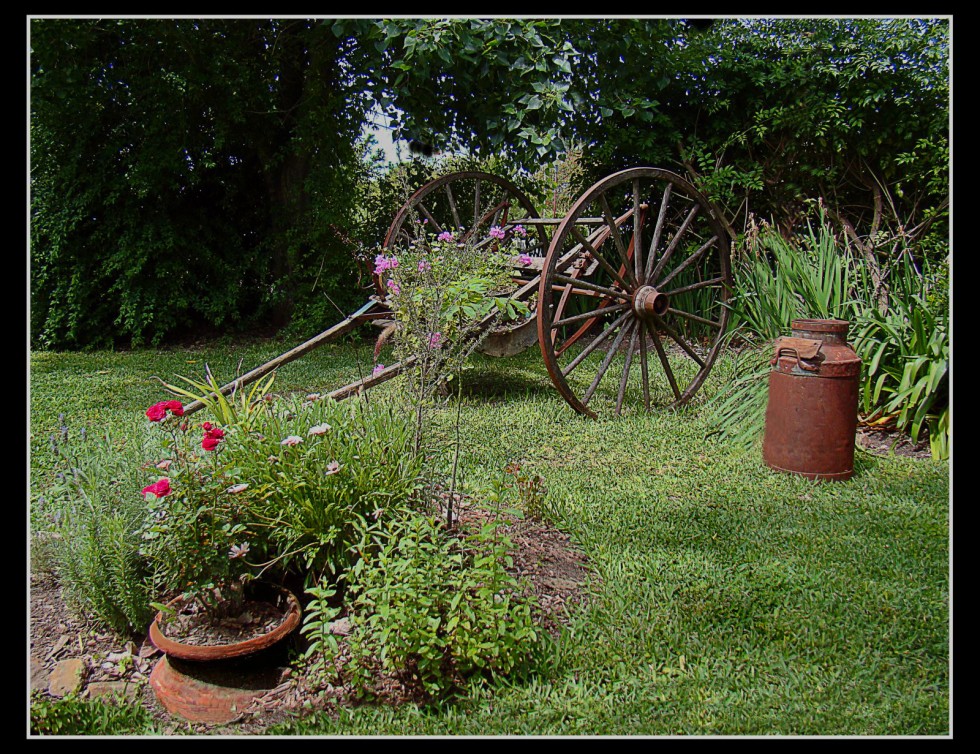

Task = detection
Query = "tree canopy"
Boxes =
[30,17,949,349]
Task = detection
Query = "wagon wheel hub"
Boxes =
[632,285,669,319]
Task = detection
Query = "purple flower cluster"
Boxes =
[374,254,399,275]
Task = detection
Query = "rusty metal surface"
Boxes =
[763,319,861,481]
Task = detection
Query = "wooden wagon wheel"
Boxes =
[537,167,733,417]
[382,170,549,274]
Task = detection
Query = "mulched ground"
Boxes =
[29,506,592,735]
[29,429,932,734]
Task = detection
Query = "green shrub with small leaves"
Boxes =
[39,417,156,636]
[343,512,540,699]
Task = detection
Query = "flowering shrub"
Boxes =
[220,393,424,582]
[137,385,425,619]
[138,414,258,619]
[379,221,532,401]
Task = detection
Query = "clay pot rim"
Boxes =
[148,582,301,662]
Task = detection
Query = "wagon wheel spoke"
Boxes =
[649,203,700,285]
[582,319,634,406]
[415,202,443,236]
[552,274,630,302]
[657,236,717,289]
[632,178,644,283]
[637,318,651,411]
[538,167,732,416]
[615,321,641,416]
[651,312,706,369]
[644,183,672,282]
[444,184,462,231]
[569,226,632,290]
[559,309,632,378]
[599,194,638,287]
[647,318,682,403]
[551,302,630,330]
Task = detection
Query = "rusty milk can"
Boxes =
[762,319,862,481]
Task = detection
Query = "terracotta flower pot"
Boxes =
[148,582,302,662]
[148,582,302,724]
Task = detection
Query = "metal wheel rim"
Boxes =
[537,167,732,417]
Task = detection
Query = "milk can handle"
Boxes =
[770,347,820,372]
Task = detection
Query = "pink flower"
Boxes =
[372,363,385,376]
[428,332,443,349]
[373,254,399,275]
[437,231,455,242]
[228,542,250,560]
[489,226,507,240]
[518,253,533,266]
[225,483,249,494]
[142,478,171,499]
[201,436,221,451]
[146,400,184,422]
[155,459,173,471]
[418,259,432,272]
[513,224,528,237]
[308,423,331,436]
[280,435,303,446]
[325,460,342,476]
[386,279,401,295]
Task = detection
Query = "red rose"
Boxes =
[141,478,171,498]
[164,400,185,417]
[145,403,167,422]
[201,423,225,451]
[146,401,185,422]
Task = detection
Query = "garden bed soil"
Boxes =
[29,506,592,735]
[29,431,931,734]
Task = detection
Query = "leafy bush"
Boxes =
[343,512,540,699]
[218,392,425,585]
[853,257,949,459]
[705,216,871,447]
[40,418,156,636]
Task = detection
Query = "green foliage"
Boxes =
[727,214,872,339]
[219,392,424,585]
[344,512,540,699]
[40,418,156,635]
[706,217,871,447]
[299,578,343,683]
[30,19,373,348]
[706,217,949,460]
[853,259,949,459]
[504,461,551,522]
[30,692,160,736]
[157,367,277,432]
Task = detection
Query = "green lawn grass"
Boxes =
[29,336,950,736]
